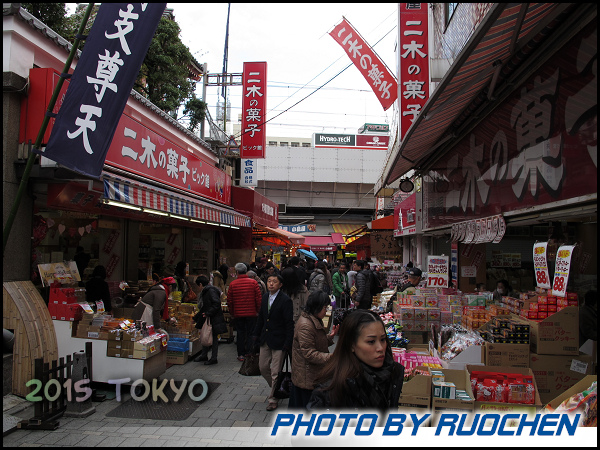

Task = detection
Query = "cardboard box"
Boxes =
[398,368,432,426]
[166,350,189,365]
[434,345,485,370]
[485,343,529,368]
[466,364,542,415]
[527,306,579,355]
[429,368,475,426]
[529,352,596,405]
[543,375,597,409]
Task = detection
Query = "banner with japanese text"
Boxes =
[427,255,449,288]
[552,245,575,297]
[533,242,552,289]
[239,159,258,187]
[329,18,397,111]
[104,113,231,205]
[241,62,267,158]
[38,3,165,178]
[399,3,429,139]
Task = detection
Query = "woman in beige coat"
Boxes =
[289,290,339,408]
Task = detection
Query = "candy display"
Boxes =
[381,315,410,348]
[439,325,485,362]
[397,351,443,369]
[542,381,597,427]
[470,370,536,405]
[479,316,531,344]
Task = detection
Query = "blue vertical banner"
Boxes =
[38,3,166,178]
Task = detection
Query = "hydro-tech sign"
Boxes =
[313,133,389,148]
[314,133,355,146]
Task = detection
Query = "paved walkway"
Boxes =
[3,337,296,447]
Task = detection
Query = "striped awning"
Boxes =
[332,224,366,236]
[384,3,564,184]
[102,172,251,227]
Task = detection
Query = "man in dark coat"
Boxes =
[193,275,227,365]
[252,273,294,411]
[352,260,373,309]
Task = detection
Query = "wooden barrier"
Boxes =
[3,281,58,397]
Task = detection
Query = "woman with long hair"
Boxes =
[307,310,404,410]
[281,266,310,323]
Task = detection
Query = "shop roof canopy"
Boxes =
[382,3,572,185]
[102,172,251,227]
[253,224,305,247]
[369,215,394,230]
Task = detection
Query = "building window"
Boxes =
[268,141,277,146]
[445,3,458,27]
[280,142,288,147]
[291,142,299,147]
[302,142,311,147]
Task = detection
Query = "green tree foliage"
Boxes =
[21,3,68,35]
[134,17,206,132]
[47,4,206,133]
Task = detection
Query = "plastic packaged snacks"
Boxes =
[542,381,597,427]
[439,325,484,361]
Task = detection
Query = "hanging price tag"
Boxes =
[533,242,551,289]
[79,302,94,314]
[551,244,575,297]
[96,301,105,314]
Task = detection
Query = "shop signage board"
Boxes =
[533,242,552,289]
[451,215,505,244]
[278,224,316,233]
[38,262,81,286]
[399,3,429,139]
[240,62,267,158]
[105,114,231,205]
[38,3,166,178]
[329,18,397,111]
[552,244,576,297]
[423,23,597,229]
[427,255,449,288]
[357,123,389,134]
[394,193,417,237]
[313,133,389,149]
[239,159,258,187]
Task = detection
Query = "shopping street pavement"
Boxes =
[3,338,296,447]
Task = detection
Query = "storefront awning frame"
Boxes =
[381,3,591,187]
[102,171,251,228]
[253,224,306,247]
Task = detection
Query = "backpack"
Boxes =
[370,271,383,296]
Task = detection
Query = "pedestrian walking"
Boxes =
[252,274,295,411]
[289,290,339,408]
[352,260,373,309]
[227,262,262,361]
[281,266,309,323]
[193,275,227,365]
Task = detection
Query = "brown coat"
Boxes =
[291,311,334,390]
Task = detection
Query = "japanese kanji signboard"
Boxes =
[105,113,231,205]
[329,18,397,111]
[399,3,429,140]
[241,62,267,158]
[38,3,166,178]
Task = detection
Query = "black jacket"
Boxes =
[194,286,227,335]
[307,357,404,411]
[85,277,112,312]
[252,290,294,351]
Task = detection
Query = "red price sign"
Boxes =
[428,276,447,286]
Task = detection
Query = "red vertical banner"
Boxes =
[399,3,429,140]
[241,62,267,159]
[329,18,397,111]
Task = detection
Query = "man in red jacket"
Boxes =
[227,262,262,361]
